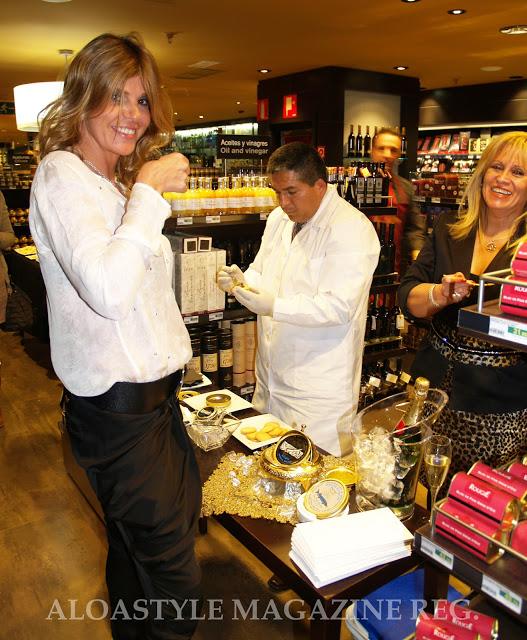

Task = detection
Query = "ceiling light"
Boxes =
[480,66,503,72]
[500,25,527,35]
[236,101,241,105]
[258,68,271,74]
[198,115,204,119]
[401,0,420,3]
[41,0,72,3]
[13,82,64,131]
[393,66,408,71]
[448,9,466,15]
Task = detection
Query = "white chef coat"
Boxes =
[30,150,191,396]
[244,185,380,456]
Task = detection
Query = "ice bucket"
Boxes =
[351,389,448,519]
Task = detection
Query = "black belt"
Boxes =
[73,370,183,414]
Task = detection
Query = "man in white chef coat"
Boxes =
[218,142,380,456]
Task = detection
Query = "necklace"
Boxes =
[478,227,511,253]
[76,153,127,196]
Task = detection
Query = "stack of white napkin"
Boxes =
[290,507,413,588]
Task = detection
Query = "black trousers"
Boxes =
[65,391,202,639]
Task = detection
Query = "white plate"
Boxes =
[232,413,291,450]
[182,374,212,390]
[181,388,253,413]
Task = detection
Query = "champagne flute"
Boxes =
[424,434,452,522]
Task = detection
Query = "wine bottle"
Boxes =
[386,223,396,274]
[347,124,355,158]
[394,376,430,434]
[364,125,371,158]
[356,125,363,158]
[401,126,407,156]
[377,223,390,277]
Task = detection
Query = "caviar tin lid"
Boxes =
[205,393,232,409]
[303,479,349,519]
[178,390,199,401]
[273,430,312,467]
[324,466,356,488]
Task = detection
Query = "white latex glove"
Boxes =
[234,286,275,317]
[216,264,245,293]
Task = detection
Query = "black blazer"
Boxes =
[398,211,527,413]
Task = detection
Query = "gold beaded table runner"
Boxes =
[201,450,354,524]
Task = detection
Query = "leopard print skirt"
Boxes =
[431,361,527,496]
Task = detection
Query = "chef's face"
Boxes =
[270,170,327,223]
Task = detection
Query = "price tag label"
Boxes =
[399,371,411,384]
[420,537,454,570]
[416,196,425,203]
[183,315,199,325]
[481,575,522,614]
[431,197,441,204]
[177,217,193,226]
[386,373,398,384]
[208,311,223,321]
[396,313,405,330]
[259,213,268,221]
[455,199,462,204]
[205,215,221,224]
[240,385,254,395]
[489,316,527,346]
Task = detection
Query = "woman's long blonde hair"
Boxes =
[450,131,527,250]
[38,32,173,188]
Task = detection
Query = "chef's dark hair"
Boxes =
[267,142,328,185]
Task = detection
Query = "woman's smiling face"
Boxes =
[482,151,527,220]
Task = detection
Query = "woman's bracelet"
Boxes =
[428,283,442,309]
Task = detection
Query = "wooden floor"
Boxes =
[0,331,315,640]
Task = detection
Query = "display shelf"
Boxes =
[457,268,527,352]
[414,195,462,206]
[414,524,527,621]
[164,214,268,232]
[362,343,406,364]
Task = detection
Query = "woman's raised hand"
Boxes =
[136,152,190,194]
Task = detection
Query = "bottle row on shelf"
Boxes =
[346,124,407,158]
[186,318,257,391]
[358,357,412,410]
[327,163,392,208]
[364,291,404,349]
[165,175,277,217]
[0,166,32,190]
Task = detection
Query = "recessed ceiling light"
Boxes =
[198,115,204,119]
[500,25,527,35]
[258,68,271,74]
[448,9,466,15]
[401,0,420,3]
[173,112,178,115]
[42,0,72,3]
[393,65,408,71]
[236,101,241,105]
[480,66,503,72]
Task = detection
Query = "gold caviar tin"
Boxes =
[323,465,356,488]
[205,393,232,409]
[304,479,349,519]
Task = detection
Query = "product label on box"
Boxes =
[489,316,527,346]
[183,315,199,325]
[420,536,454,570]
[208,311,223,321]
[481,575,522,614]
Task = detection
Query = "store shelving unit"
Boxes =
[457,269,527,353]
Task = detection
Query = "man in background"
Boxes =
[218,142,380,457]
[371,127,426,273]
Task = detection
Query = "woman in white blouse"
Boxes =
[30,33,201,639]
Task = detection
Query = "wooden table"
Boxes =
[195,434,428,640]
[63,410,428,640]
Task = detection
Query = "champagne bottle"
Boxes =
[356,125,363,158]
[347,124,355,158]
[394,376,430,434]
[364,125,371,158]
